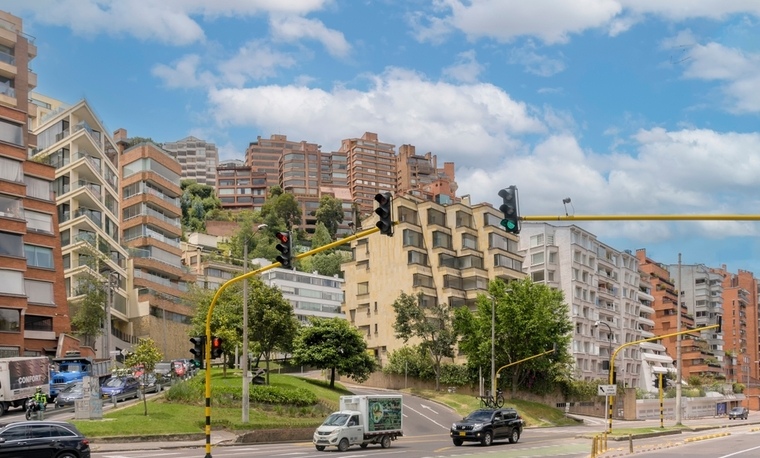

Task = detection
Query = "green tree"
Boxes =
[69,271,106,349]
[392,292,458,390]
[181,180,221,232]
[454,278,573,396]
[248,281,299,384]
[125,338,163,416]
[314,195,344,238]
[311,222,332,249]
[187,284,242,378]
[261,186,301,230]
[383,345,435,380]
[292,317,376,388]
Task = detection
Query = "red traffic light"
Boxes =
[276,232,289,243]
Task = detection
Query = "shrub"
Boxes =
[438,364,470,387]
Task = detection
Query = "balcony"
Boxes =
[0,50,16,79]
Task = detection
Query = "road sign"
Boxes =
[598,384,617,396]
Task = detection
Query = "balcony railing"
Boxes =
[74,208,102,227]
[0,50,15,66]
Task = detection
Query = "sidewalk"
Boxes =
[89,430,239,453]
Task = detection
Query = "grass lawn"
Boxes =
[72,370,350,438]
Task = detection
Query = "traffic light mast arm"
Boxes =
[522,214,760,221]
[495,348,555,381]
[201,224,384,458]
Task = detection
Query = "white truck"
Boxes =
[0,356,50,416]
[313,395,403,452]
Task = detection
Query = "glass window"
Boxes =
[25,245,54,269]
[0,119,23,146]
[531,252,545,265]
[397,206,418,224]
[24,280,54,305]
[24,315,53,332]
[532,270,546,282]
[402,229,423,248]
[462,233,478,250]
[25,211,53,233]
[0,425,26,440]
[432,231,451,249]
[0,232,23,257]
[426,208,446,227]
[0,156,22,182]
[455,211,473,228]
[408,250,428,266]
[24,176,53,201]
[357,282,369,295]
[0,308,20,332]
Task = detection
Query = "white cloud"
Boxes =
[152,55,215,88]
[508,41,566,77]
[413,0,760,45]
[206,68,544,166]
[442,50,485,83]
[217,41,298,87]
[269,15,351,58]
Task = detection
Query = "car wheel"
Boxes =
[380,435,391,448]
[55,452,78,458]
[337,438,350,452]
[508,428,520,444]
[480,430,493,446]
[315,445,325,451]
[452,439,463,446]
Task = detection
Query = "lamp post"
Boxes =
[242,223,267,423]
[104,271,120,359]
[490,295,496,400]
[595,319,613,427]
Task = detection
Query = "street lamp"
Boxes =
[491,295,496,400]
[242,223,267,423]
[104,271,120,359]
[595,319,613,431]
[594,320,613,370]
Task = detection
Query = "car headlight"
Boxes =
[452,423,457,429]
[472,423,483,430]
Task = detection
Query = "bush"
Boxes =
[438,364,470,387]
[164,377,318,407]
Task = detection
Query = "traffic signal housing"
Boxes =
[189,336,206,369]
[374,192,393,236]
[275,231,293,269]
[653,375,664,390]
[498,186,520,234]
[210,336,224,359]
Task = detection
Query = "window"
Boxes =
[24,315,53,332]
[0,308,20,332]
[0,232,23,257]
[25,211,53,233]
[25,280,54,305]
[455,211,473,228]
[530,234,544,247]
[24,176,53,201]
[0,156,22,182]
[494,254,522,271]
[548,252,557,264]
[402,229,423,248]
[408,250,428,266]
[397,206,418,224]
[531,252,545,265]
[427,208,446,226]
[25,245,54,268]
[413,274,434,288]
[357,282,369,295]
[531,270,546,282]
[0,119,23,146]
[432,231,452,249]
[462,233,478,250]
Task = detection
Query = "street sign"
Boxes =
[109,350,121,357]
[598,384,617,396]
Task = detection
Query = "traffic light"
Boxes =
[275,231,293,269]
[653,376,664,389]
[498,186,520,234]
[374,192,393,236]
[210,336,223,359]
[189,336,205,369]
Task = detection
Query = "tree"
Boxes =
[181,180,221,232]
[125,338,163,416]
[248,281,300,384]
[69,271,106,349]
[311,222,333,249]
[392,292,458,390]
[454,278,573,396]
[314,195,344,238]
[260,186,301,230]
[292,317,376,388]
[187,284,242,378]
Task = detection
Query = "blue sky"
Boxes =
[9,1,760,274]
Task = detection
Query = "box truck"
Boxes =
[0,356,50,415]
[49,355,111,400]
[313,395,403,452]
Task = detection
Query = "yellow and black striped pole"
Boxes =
[659,373,664,429]
[522,214,760,222]
[202,225,383,457]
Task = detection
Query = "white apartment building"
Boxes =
[163,136,218,188]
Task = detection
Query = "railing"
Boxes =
[74,208,102,227]
[0,85,14,98]
[75,152,101,173]
[74,179,102,198]
[74,232,96,245]
[0,50,15,66]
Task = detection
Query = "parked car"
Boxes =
[100,376,140,400]
[138,373,168,394]
[729,407,749,420]
[171,360,187,378]
[54,381,84,409]
[155,362,173,379]
[450,408,523,446]
[0,420,91,457]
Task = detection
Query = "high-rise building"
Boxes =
[29,93,132,358]
[396,144,457,205]
[342,195,524,366]
[114,129,195,359]
[215,159,267,212]
[0,12,73,358]
[163,136,218,187]
[714,266,757,385]
[342,132,396,218]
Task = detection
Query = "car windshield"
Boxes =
[464,410,493,422]
[61,383,83,394]
[323,413,350,426]
[104,378,125,387]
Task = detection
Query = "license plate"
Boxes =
[459,432,466,436]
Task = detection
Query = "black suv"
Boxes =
[450,408,523,446]
[729,407,749,420]
[0,420,91,457]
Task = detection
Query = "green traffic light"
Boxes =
[501,219,516,230]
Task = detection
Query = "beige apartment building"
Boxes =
[114,129,195,359]
[342,194,525,365]
[163,135,218,187]
[396,144,457,205]
[215,159,268,212]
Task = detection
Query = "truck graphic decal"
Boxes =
[367,397,402,432]
[9,359,49,391]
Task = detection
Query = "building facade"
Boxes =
[163,136,218,187]
[115,129,195,359]
[215,159,268,212]
[715,268,759,385]
[342,195,525,365]
[342,132,396,218]
[0,11,73,358]
[396,144,457,205]
[259,268,344,324]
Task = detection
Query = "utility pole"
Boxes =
[242,223,266,423]
[676,254,683,425]
[491,295,496,399]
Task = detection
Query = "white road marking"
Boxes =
[420,404,439,415]
[404,404,450,430]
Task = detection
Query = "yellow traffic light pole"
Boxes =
[202,225,383,458]
[494,348,556,382]
[522,214,760,222]
[605,323,720,434]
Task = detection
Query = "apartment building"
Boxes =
[182,232,242,291]
[342,132,396,218]
[29,93,132,358]
[714,268,759,385]
[245,134,318,188]
[396,144,457,205]
[114,129,195,359]
[668,264,725,378]
[636,268,675,392]
[259,268,344,324]
[342,194,525,365]
[0,11,75,358]
[215,159,268,212]
[162,136,218,187]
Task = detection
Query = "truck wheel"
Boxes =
[453,439,463,446]
[0,403,6,417]
[509,429,520,444]
[315,445,325,451]
[480,430,493,446]
[360,443,368,449]
[380,435,391,448]
[337,438,349,452]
